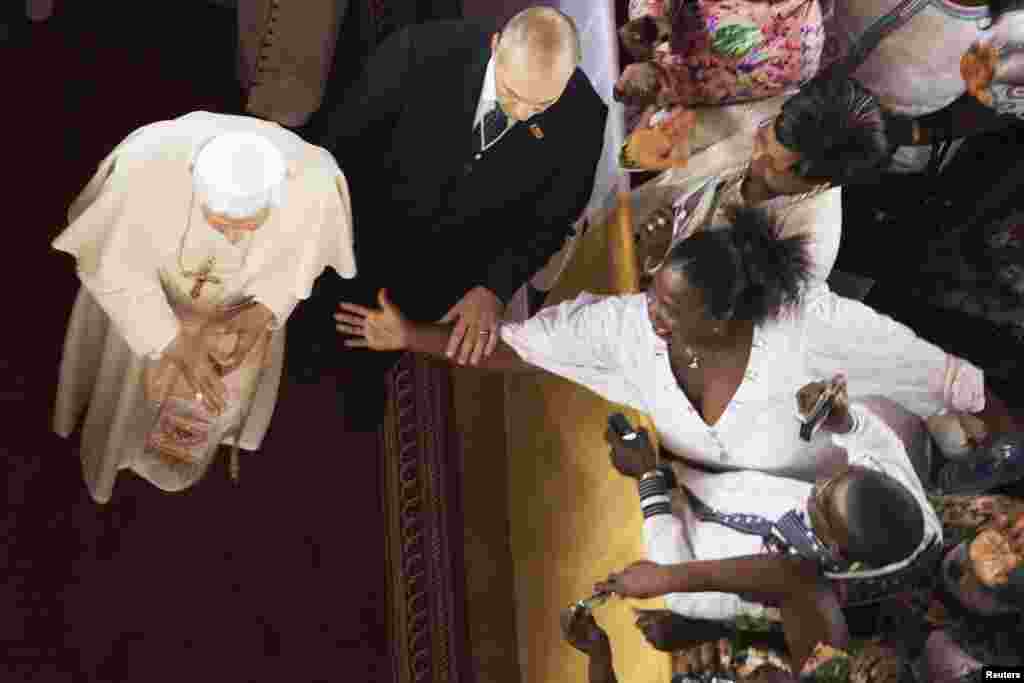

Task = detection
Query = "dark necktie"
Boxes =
[473,104,508,153]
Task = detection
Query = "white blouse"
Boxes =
[642,404,943,622]
[500,285,985,481]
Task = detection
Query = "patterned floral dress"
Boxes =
[668,495,1024,680]
[629,0,826,106]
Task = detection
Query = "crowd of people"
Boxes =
[50,3,1023,681]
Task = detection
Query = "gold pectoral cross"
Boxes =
[185,256,222,300]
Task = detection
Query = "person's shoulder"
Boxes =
[566,68,606,106]
[783,186,842,225]
[812,186,842,212]
[110,118,197,166]
[536,69,606,148]
[581,292,652,336]
[405,18,495,53]
[544,291,645,321]
[557,68,608,123]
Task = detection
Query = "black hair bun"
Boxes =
[662,206,814,325]
[727,206,813,322]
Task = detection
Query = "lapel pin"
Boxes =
[529,124,544,139]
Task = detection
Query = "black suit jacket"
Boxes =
[321,19,608,312]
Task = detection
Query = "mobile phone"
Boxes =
[799,377,842,442]
[609,413,638,440]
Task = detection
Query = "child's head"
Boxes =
[807,466,924,569]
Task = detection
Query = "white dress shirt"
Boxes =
[472,57,514,153]
[642,404,943,621]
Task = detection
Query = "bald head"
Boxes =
[490,8,580,121]
[496,7,579,73]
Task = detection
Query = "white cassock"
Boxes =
[52,111,356,503]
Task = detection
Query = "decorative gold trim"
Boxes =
[381,353,468,683]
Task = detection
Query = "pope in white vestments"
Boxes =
[52,111,356,503]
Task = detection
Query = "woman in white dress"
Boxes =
[335,205,1017,480]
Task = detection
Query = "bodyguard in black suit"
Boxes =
[292,7,607,427]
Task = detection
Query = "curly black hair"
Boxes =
[775,75,889,185]
[663,206,812,325]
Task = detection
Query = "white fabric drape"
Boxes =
[545,0,627,228]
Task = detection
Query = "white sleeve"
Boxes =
[784,188,841,288]
[802,288,986,417]
[643,510,773,622]
[86,284,180,359]
[829,404,944,565]
[248,288,299,331]
[248,169,349,327]
[499,293,649,411]
[833,405,921,489]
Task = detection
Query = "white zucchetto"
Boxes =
[192,132,287,219]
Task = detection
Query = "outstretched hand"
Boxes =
[961,42,999,108]
[335,289,410,351]
[969,513,1024,588]
[623,105,696,171]
[796,375,853,434]
[439,286,503,366]
[596,560,677,599]
[560,606,610,657]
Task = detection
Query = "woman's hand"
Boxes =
[335,288,411,352]
[796,375,852,434]
[969,514,1024,587]
[604,424,657,479]
[961,42,999,108]
[560,606,611,657]
[622,105,695,171]
[596,560,677,599]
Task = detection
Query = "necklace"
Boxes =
[726,163,831,217]
[177,188,222,300]
[682,163,831,242]
[679,319,753,371]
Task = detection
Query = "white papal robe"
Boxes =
[52,111,356,503]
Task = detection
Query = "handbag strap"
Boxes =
[827,0,935,79]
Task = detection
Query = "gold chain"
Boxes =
[177,187,217,280]
[722,163,831,218]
